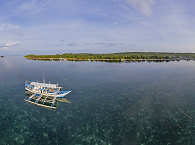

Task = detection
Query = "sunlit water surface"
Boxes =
[0,57,194,145]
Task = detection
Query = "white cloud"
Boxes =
[17,1,42,15]
[16,0,52,16]
[126,0,154,16]
[0,24,20,31]
[5,41,20,47]
[0,41,20,49]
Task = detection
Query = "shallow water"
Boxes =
[0,56,194,145]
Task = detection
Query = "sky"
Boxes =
[0,0,195,55]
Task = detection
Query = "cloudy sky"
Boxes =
[0,0,195,55]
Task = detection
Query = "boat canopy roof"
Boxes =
[30,82,59,89]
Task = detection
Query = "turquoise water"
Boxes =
[0,57,194,145]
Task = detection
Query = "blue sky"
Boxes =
[0,0,195,55]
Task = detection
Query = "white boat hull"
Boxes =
[25,87,71,98]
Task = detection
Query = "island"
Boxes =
[24,52,195,62]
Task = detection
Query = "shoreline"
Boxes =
[24,52,195,62]
[25,57,193,62]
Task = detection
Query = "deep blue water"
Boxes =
[0,56,194,145]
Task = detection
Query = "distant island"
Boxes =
[0,56,4,58]
[24,52,195,62]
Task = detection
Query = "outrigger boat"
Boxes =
[24,81,72,109]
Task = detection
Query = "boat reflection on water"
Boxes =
[24,81,72,109]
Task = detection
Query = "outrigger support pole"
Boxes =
[28,93,36,100]
[43,95,49,104]
[51,96,56,106]
[35,94,43,103]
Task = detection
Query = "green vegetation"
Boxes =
[25,52,195,62]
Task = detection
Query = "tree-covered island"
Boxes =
[24,52,195,62]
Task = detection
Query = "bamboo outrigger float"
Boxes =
[24,81,72,109]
